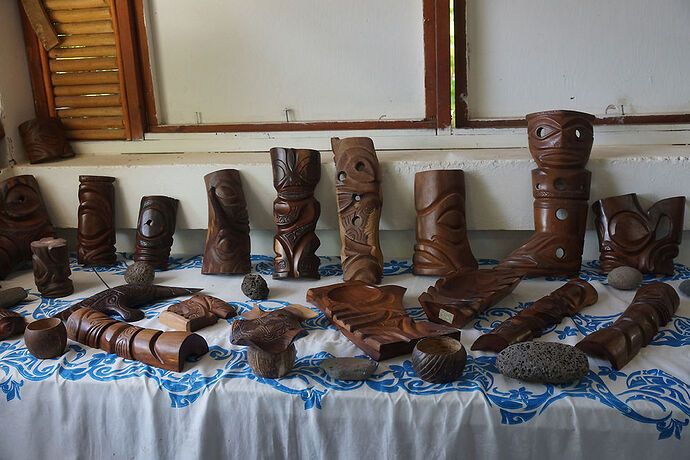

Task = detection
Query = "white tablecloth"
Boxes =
[1,254,688,459]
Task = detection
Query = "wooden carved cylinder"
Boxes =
[0,175,55,279]
[78,175,116,266]
[331,137,383,284]
[270,147,321,279]
[201,169,251,274]
[413,169,477,276]
[134,195,179,270]
[66,307,209,372]
[18,118,74,164]
[31,237,74,298]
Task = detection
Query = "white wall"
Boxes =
[466,0,690,119]
[145,0,426,125]
[0,1,35,168]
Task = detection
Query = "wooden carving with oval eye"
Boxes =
[0,175,55,279]
[134,195,179,270]
[19,118,74,164]
[202,169,251,275]
[270,148,321,279]
[331,137,383,284]
[78,176,116,266]
[592,193,685,275]
[527,111,595,169]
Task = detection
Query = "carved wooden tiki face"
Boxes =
[135,195,179,269]
[526,110,595,168]
[19,118,74,164]
[271,148,321,200]
[78,176,116,265]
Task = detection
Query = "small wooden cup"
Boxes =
[412,337,467,384]
[25,318,67,359]
[247,344,296,379]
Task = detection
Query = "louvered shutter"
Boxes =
[22,0,144,140]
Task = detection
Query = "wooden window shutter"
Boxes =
[21,0,145,140]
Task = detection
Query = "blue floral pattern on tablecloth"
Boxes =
[2,255,689,441]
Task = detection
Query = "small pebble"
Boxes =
[320,357,377,381]
[607,266,643,290]
[124,262,155,285]
[0,287,28,309]
[497,341,589,384]
[241,274,269,300]
[679,280,690,297]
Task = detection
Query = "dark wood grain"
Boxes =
[270,147,321,279]
[31,237,74,298]
[134,195,178,270]
[78,175,116,266]
[19,118,74,164]
[0,309,26,340]
[231,309,306,354]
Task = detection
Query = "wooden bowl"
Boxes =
[24,318,67,359]
[412,337,467,384]
[247,343,296,379]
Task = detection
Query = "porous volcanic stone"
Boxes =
[496,341,589,384]
[124,262,155,286]
[320,357,377,381]
[607,266,643,290]
[0,287,28,309]
[241,274,269,300]
[679,280,690,298]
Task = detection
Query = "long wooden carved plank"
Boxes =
[472,278,598,352]
[576,282,679,370]
[307,281,460,361]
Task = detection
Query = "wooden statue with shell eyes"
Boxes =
[331,137,383,284]
[270,147,321,279]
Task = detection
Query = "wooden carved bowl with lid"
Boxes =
[411,336,467,384]
[24,317,67,359]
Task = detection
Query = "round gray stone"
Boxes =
[0,287,28,309]
[496,341,589,384]
[679,279,690,298]
[241,274,269,300]
[607,266,643,290]
[320,357,377,381]
[124,262,155,285]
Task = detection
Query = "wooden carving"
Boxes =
[31,237,74,298]
[472,278,598,352]
[331,137,383,284]
[0,309,26,340]
[134,195,179,270]
[19,118,74,164]
[0,175,55,279]
[66,307,209,372]
[307,281,460,361]
[201,170,251,275]
[231,309,307,354]
[498,110,595,276]
[413,169,477,276]
[159,295,236,332]
[418,269,523,329]
[270,147,321,279]
[592,194,686,275]
[54,284,202,322]
[576,282,679,370]
[77,175,116,266]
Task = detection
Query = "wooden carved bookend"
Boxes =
[31,237,74,298]
[159,295,236,332]
[307,281,460,361]
[201,169,251,275]
[0,309,26,340]
[413,169,477,276]
[576,282,679,369]
[134,195,179,270]
[498,110,595,276]
[66,307,209,372]
[19,118,74,164]
[78,175,116,266]
[418,269,523,329]
[472,278,598,352]
[270,147,321,279]
[0,175,55,279]
[54,284,202,322]
[231,309,307,354]
[592,194,685,275]
[331,137,383,284]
